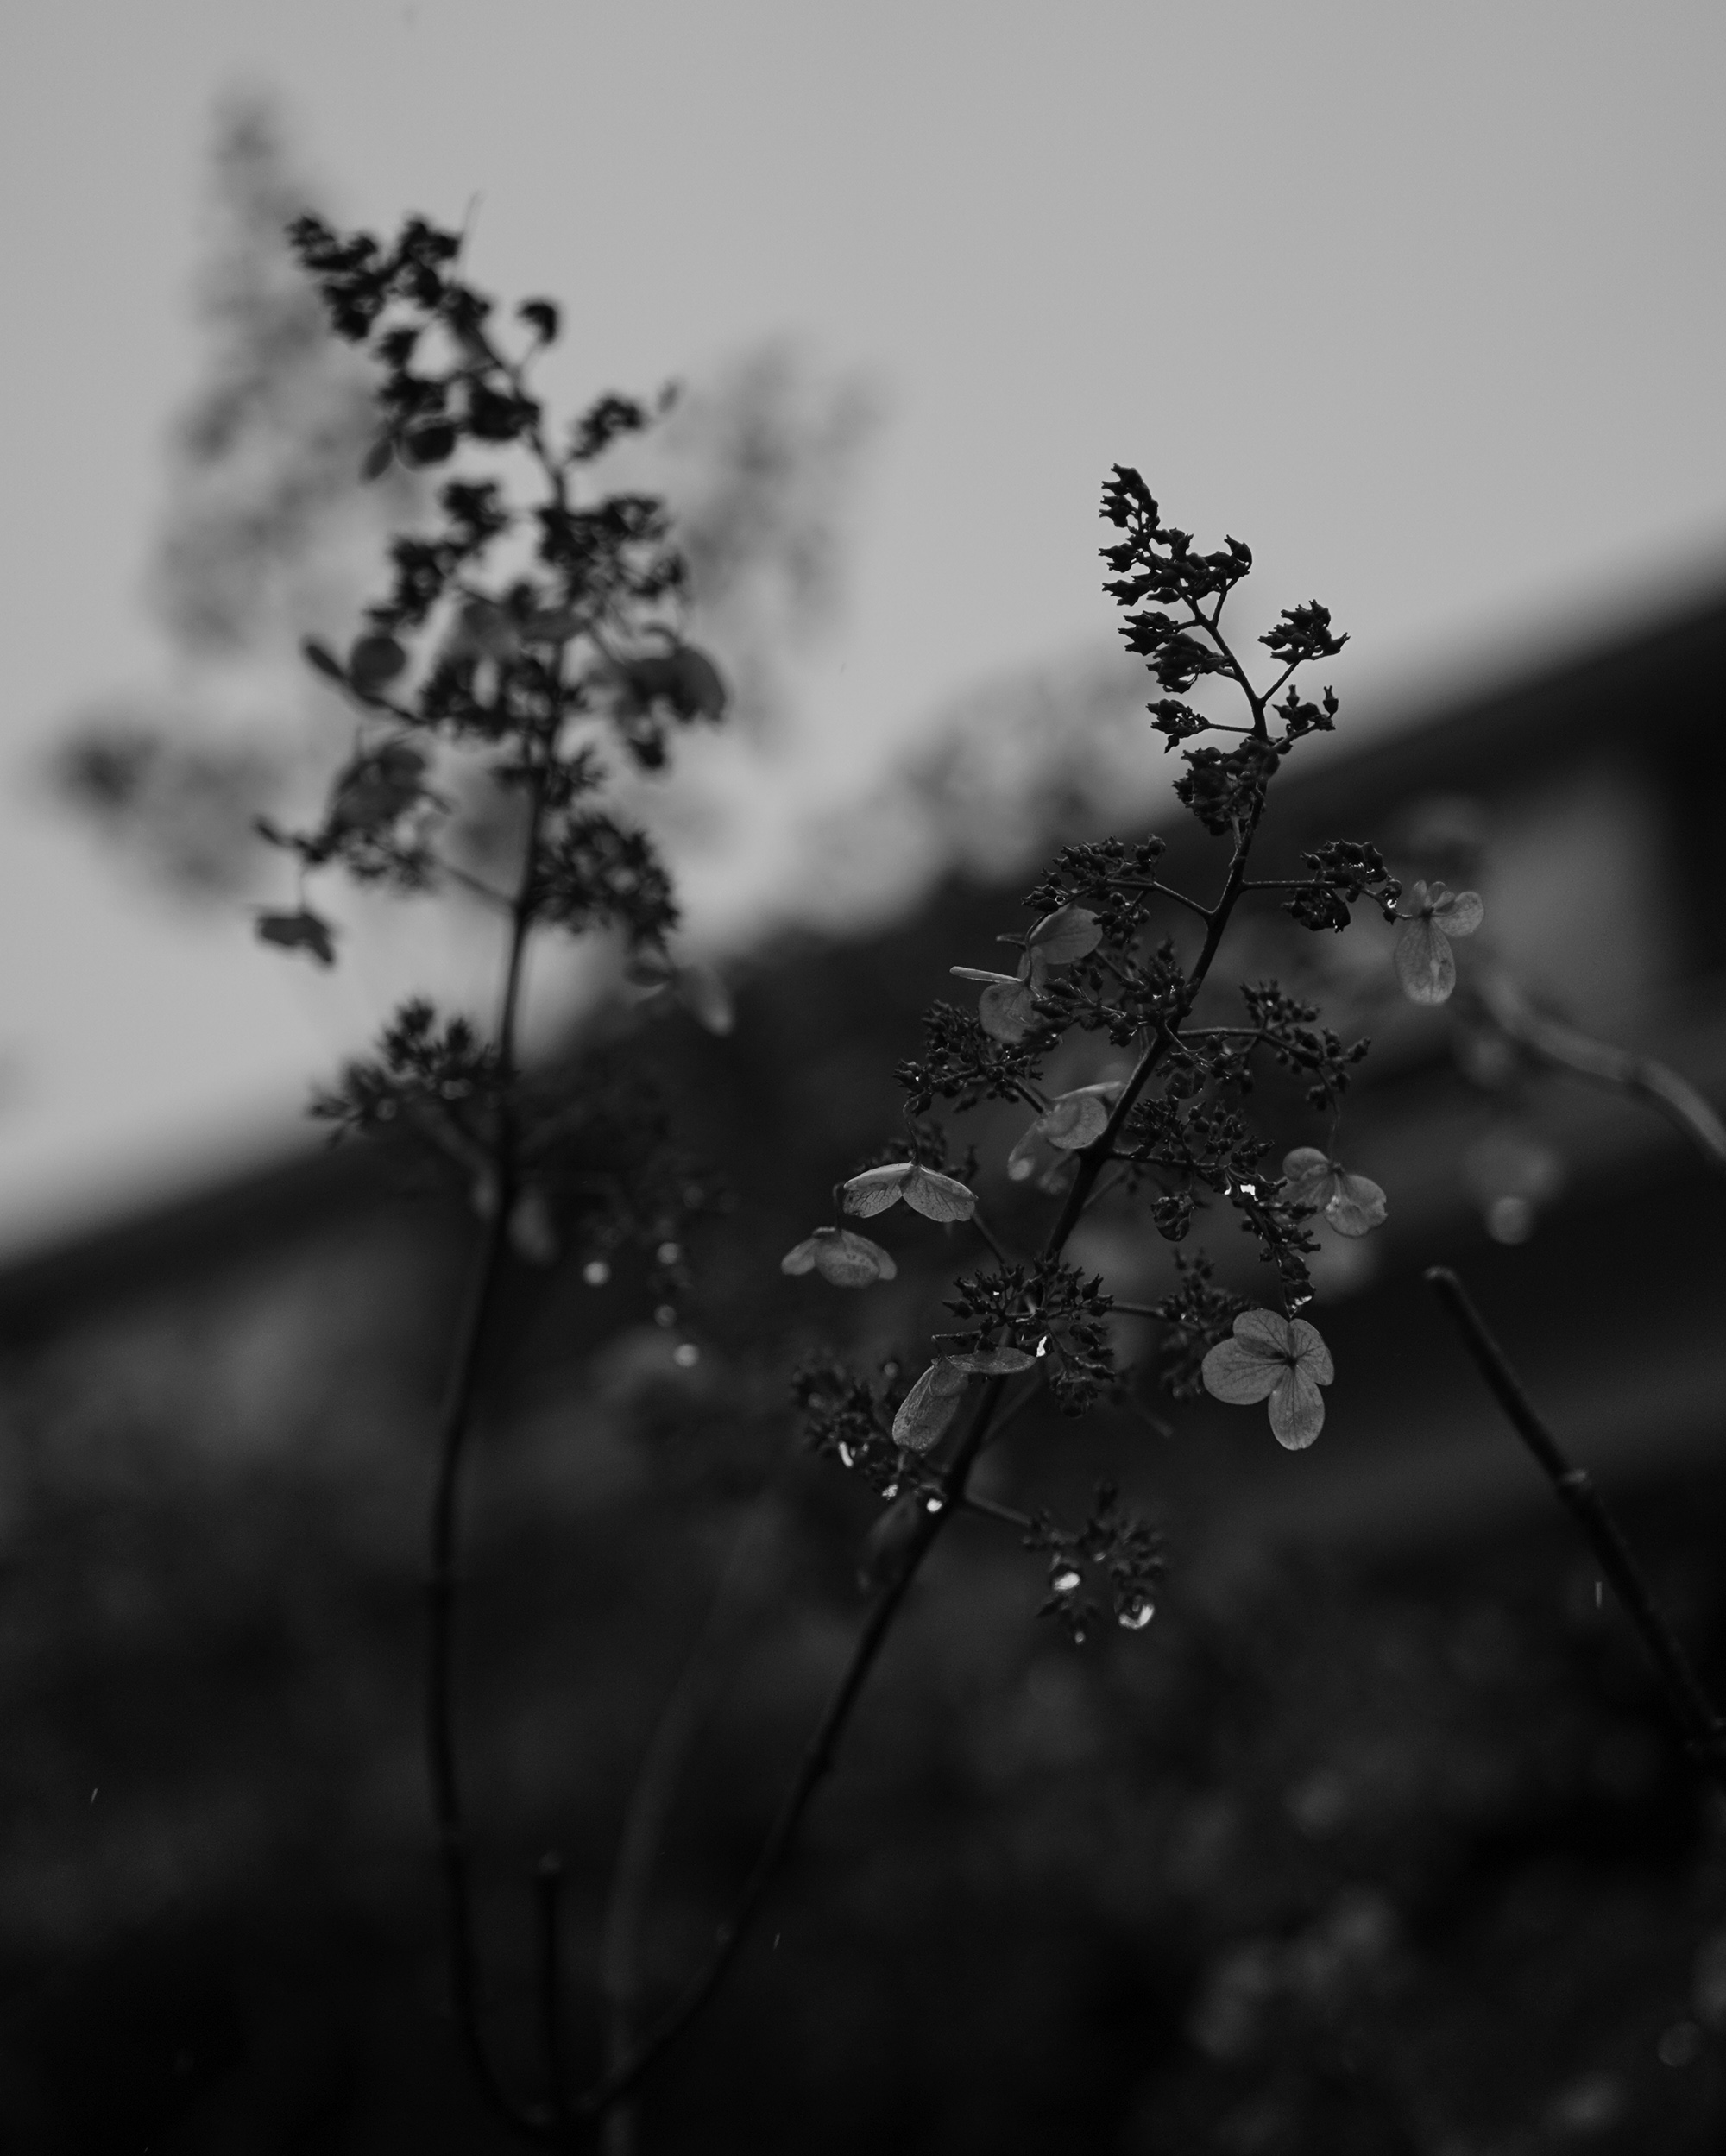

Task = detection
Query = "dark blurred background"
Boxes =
[7,15,1726,2153]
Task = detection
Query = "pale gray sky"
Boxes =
[2,1,1723,1252]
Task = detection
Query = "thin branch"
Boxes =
[598,1491,782,2155]
[1425,1267,1726,1794]
[1149,879,1215,924]
[961,1491,1036,1534]
[425,704,557,2144]
[581,1374,1013,2117]
[1468,974,1726,1177]
[968,1205,1020,1266]
[437,855,518,912]
[425,1188,539,2137]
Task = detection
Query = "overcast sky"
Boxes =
[2,1,1723,1254]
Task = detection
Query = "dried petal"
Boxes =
[348,632,408,696]
[779,1227,897,1287]
[1433,888,1483,936]
[667,645,728,722]
[1280,1146,1336,1209]
[1268,1365,1326,1449]
[329,741,427,834]
[899,1164,978,1220]
[452,599,520,661]
[841,1165,910,1218]
[1200,1334,1283,1406]
[1325,1170,1387,1237]
[1395,917,1456,1004]
[1040,1087,1116,1152]
[255,907,337,966]
[978,977,1041,1042]
[1285,1317,1333,1384]
[1026,905,1102,965]
[891,1359,970,1452]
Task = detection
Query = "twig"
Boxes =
[426,1189,537,2134]
[425,732,556,2142]
[1467,974,1726,1176]
[1424,1266,1726,1795]
[579,1373,1012,2116]
[598,1492,782,2155]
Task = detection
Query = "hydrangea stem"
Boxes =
[1425,1265,1726,1796]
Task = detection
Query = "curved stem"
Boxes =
[1466,973,1726,1176]
[1425,1267,1726,1794]
[426,1190,537,2134]
[580,1375,1011,2118]
[598,1488,783,2154]
[425,724,556,2140]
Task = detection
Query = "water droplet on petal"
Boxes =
[837,1441,856,1468]
[1118,1598,1155,1631]
[925,1497,944,1514]
[1052,1566,1082,1595]
[582,1259,611,1287]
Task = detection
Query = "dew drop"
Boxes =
[1118,1598,1155,1631]
[1052,1566,1082,1595]
[656,1241,681,1265]
[582,1259,611,1288]
[653,1303,677,1328]
[672,1342,700,1369]
[925,1497,944,1515]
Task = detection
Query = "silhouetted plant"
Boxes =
[268,212,1726,2150]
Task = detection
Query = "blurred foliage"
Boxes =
[1,912,1723,2151]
